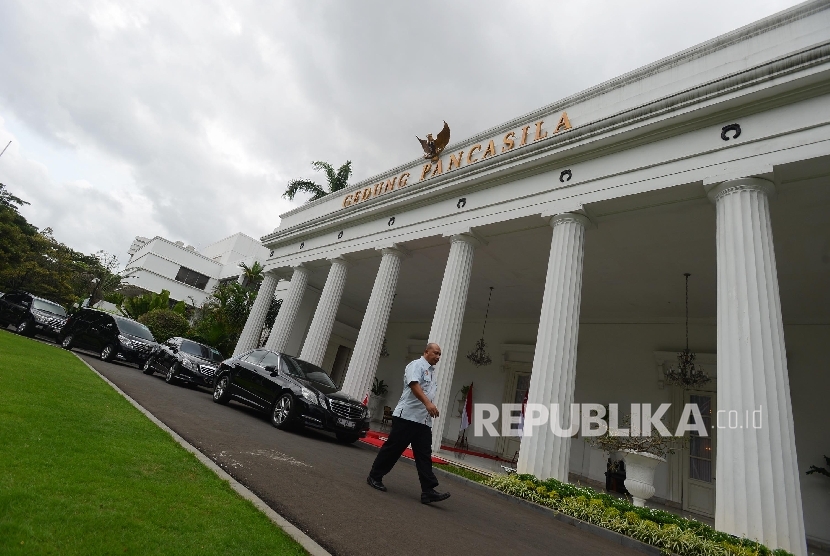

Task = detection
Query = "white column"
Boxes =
[707,178,806,556]
[299,257,349,366]
[429,232,484,452]
[517,213,589,482]
[340,246,407,400]
[265,265,310,354]
[233,272,279,356]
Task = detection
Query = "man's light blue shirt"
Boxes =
[393,356,436,427]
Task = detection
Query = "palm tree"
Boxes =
[238,261,264,290]
[283,161,352,202]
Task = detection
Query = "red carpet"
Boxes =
[360,430,447,464]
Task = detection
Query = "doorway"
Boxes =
[497,363,532,461]
[682,391,716,517]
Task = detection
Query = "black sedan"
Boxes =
[212,348,370,444]
[143,337,224,386]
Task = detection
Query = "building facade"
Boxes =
[235,3,830,553]
[122,232,270,306]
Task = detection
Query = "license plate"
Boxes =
[337,417,355,429]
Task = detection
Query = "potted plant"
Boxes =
[587,414,683,507]
[369,377,389,422]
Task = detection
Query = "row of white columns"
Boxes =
[234,176,805,555]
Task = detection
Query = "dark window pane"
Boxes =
[243,350,266,365]
[175,266,211,291]
[260,352,280,368]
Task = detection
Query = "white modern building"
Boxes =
[234,3,830,553]
[122,232,271,306]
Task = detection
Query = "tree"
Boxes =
[239,261,264,290]
[187,281,256,355]
[138,309,190,343]
[121,289,185,320]
[282,161,352,202]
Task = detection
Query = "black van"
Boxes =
[59,308,158,365]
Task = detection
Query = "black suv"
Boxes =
[212,349,370,443]
[0,290,68,339]
[59,308,158,365]
[143,337,224,386]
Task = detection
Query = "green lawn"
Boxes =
[0,330,307,555]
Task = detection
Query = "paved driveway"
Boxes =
[80,353,644,556]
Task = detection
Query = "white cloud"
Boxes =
[0,0,803,265]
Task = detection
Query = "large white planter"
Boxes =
[368,394,385,422]
[622,450,666,507]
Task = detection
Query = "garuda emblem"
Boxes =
[417,121,450,162]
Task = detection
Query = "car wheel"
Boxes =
[212,375,231,405]
[16,319,33,337]
[61,334,74,350]
[336,432,360,444]
[165,364,179,385]
[271,393,298,430]
[101,344,115,362]
[142,358,155,375]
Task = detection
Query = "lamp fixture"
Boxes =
[466,287,494,367]
[664,273,710,388]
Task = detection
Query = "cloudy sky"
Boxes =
[0,0,803,265]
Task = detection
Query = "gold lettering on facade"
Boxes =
[502,131,515,152]
[343,194,353,207]
[534,121,548,141]
[482,140,497,159]
[520,126,530,146]
[449,151,464,171]
[374,182,384,196]
[467,144,482,164]
[431,159,443,177]
[420,164,432,181]
[384,177,397,192]
[362,188,372,201]
[554,112,572,133]
[399,172,410,187]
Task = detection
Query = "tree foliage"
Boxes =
[283,161,352,202]
[238,261,264,290]
[121,289,185,320]
[0,183,121,308]
[138,309,190,343]
[187,281,256,355]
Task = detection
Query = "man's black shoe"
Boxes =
[366,476,387,492]
[421,489,451,504]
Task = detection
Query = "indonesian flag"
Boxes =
[460,383,474,430]
[518,389,529,435]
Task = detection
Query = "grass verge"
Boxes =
[0,330,307,555]
[434,462,489,483]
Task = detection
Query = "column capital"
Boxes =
[378,243,410,259]
[548,212,592,229]
[328,255,352,268]
[705,177,775,204]
[443,229,487,248]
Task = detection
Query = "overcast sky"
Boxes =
[0,0,803,265]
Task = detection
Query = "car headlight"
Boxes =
[317,393,328,408]
[301,387,318,405]
[181,358,195,371]
[118,334,134,347]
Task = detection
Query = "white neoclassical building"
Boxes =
[236,3,830,553]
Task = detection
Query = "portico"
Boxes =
[236,3,830,553]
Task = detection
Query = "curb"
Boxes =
[73,354,331,556]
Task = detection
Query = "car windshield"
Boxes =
[283,356,336,388]
[32,299,67,317]
[180,340,224,362]
[114,317,155,341]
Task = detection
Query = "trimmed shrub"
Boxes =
[138,309,190,343]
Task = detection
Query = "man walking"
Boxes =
[367,343,451,504]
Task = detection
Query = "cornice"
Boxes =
[263,40,830,248]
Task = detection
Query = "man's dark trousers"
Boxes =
[369,416,439,492]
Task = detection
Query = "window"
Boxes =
[260,352,280,369]
[175,266,210,290]
[242,350,266,365]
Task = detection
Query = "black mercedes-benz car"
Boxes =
[0,290,68,339]
[59,308,158,365]
[143,337,224,386]
[212,349,370,443]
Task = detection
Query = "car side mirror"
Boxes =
[264,365,277,376]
